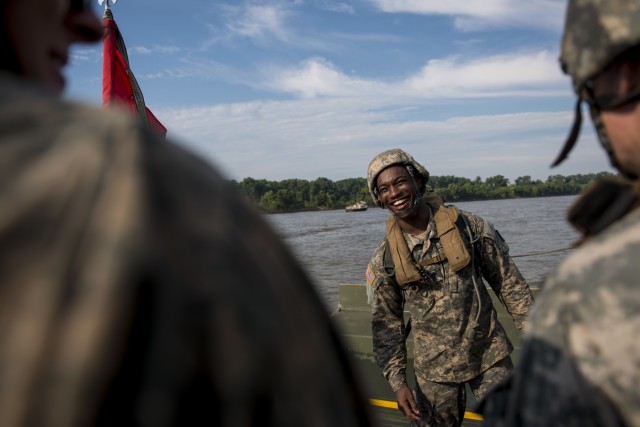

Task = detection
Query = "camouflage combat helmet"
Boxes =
[367,148,429,208]
[552,0,640,168]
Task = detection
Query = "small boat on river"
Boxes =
[346,201,368,212]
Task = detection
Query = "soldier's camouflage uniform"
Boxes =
[369,206,533,425]
[478,0,640,425]
[0,74,375,427]
[478,180,640,427]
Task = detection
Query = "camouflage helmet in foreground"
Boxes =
[367,148,429,208]
[560,0,640,96]
[553,0,640,167]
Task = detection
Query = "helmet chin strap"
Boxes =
[387,174,425,218]
[551,98,583,167]
[553,95,638,180]
[391,194,423,218]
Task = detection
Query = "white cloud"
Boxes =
[155,98,612,183]
[70,47,100,64]
[404,50,565,96]
[225,4,293,43]
[211,2,334,51]
[369,0,565,32]
[261,50,566,99]
[130,45,180,55]
[313,0,355,14]
[263,58,379,98]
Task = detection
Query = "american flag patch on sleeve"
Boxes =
[365,263,376,286]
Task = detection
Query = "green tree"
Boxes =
[485,175,509,189]
[234,171,612,213]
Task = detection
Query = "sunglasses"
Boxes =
[585,47,640,111]
[588,84,640,111]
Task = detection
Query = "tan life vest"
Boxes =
[385,195,471,288]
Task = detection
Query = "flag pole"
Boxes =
[100,0,167,136]
[99,0,118,11]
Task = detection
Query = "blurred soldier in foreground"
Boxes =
[365,148,533,426]
[0,0,374,426]
[479,0,640,425]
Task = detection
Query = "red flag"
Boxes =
[102,8,167,136]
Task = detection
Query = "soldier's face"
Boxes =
[3,0,101,93]
[593,57,640,178]
[376,165,421,219]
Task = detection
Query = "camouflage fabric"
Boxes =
[369,207,533,392]
[367,148,430,208]
[411,356,513,427]
[479,186,640,427]
[0,74,375,427]
[560,0,640,95]
[553,0,640,170]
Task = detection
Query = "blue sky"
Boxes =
[66,0,614,183]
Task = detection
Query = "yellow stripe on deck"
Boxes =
[369,399,483,421]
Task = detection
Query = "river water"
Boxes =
[265,195,580,311]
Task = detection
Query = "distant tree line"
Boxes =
[230,172,614,214]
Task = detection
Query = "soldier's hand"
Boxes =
[395,386,421,421]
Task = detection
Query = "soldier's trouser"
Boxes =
[410,356,513,427]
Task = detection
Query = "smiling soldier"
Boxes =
[365,148,533,427]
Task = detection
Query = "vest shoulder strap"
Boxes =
[383,205,474,283]
[383,238,395,276]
